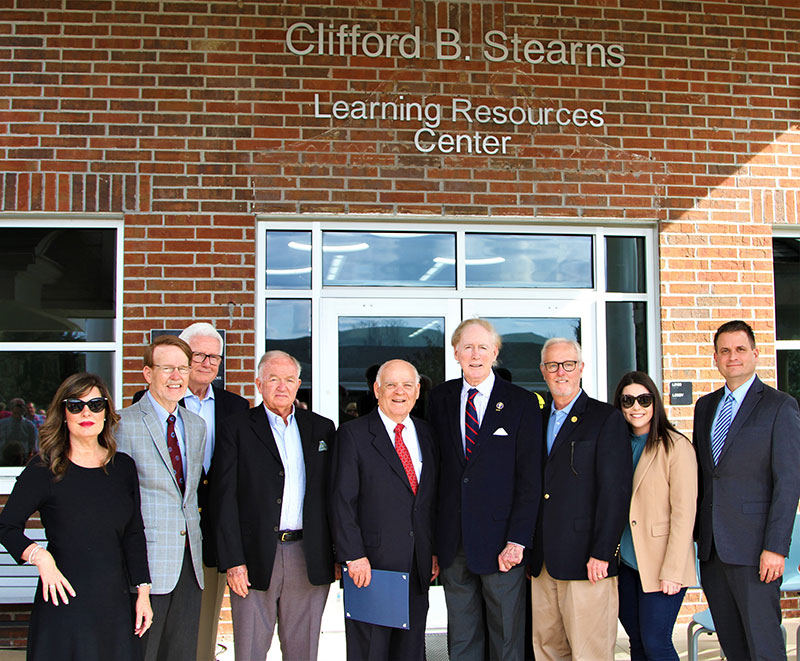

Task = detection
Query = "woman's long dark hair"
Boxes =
[612,371,686,453]
[38,373,120,480]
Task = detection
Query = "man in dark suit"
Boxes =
[331,359,438,660]
[694,320,800,660]
[211,350,336,661]
[529,337,631,661]
[428,318,542,661]
[133,322,249,661]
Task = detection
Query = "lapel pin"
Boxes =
[318,440,328,452]
[571,416,578,423]
[496,402,504,411]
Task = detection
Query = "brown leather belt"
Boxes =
[279,529,303,543]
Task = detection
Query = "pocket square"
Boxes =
[318,440,328,452]
[493,427,509,436]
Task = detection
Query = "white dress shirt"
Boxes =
[264,405,306,531]
[377,407,422,482]
[459,371,495,454]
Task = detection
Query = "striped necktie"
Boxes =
[465,388,479,460]
[711,393,735,465]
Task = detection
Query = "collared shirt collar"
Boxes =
[145,390,180,421]
[461,370,495,398]
[184,383,215,404]
[377,407,412,436]
[723,373,756,405]
[550,388,582,418]
[264,403,295,427]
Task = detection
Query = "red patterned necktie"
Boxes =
[394,423,418,495]
[465,388,479,460]
[166,414,185,493]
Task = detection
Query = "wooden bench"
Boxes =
[0,529,47,605]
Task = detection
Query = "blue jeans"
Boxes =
[618,562,686,661]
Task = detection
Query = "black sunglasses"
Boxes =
[63,397,108,414]
[620,393,654,409]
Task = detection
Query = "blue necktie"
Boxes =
[711,393,734,465]
[465,388,478,460]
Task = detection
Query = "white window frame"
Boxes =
[256,215,659,410]
[0,213,124,491]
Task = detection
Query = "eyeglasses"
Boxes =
[542,360,579,373]
[64,397,108,414]
[191,352,222,366]
[151,365,191,375]
[620,393,654,409]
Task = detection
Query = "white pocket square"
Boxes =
[493,427,509,436]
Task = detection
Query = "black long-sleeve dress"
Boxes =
[0,453,150,660]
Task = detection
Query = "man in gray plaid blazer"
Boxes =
[117,335,207,661]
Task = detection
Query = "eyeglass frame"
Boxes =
[191,351,222,366]
[63,397,108,414]
[619,393,654,409]
[151,364,192,375]
[541,360,580,373]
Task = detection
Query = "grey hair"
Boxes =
[540,337,583,364]
[257,350,302,379]
[375,359,420,386]
[179,322,224,353]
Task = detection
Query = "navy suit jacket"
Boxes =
[330,409,436,592]
[210,405,337,589]
[428,377,542,575]
[133,384,249,567]
[529,391,631,580]
[694,376,800,566]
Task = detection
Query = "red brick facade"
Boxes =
[1,0,799,646]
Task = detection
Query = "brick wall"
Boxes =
[1,0,799,648]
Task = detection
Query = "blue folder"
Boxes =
[342,566,410,629]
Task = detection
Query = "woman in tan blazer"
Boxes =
[612,371,697,661]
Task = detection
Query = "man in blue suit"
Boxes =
[428,319,542,661]
[694,320,800,661]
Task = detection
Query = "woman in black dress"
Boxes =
[0,373,153,660]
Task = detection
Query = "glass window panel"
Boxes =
[465,234,593,288]
[606,236,646,293]
[0,351,114,467]
[605,302,648,397]
[322,232,455,287]
[265,299,311,405]
[266,230,312,290]
[773,238,800,341]
[777,350,800,403]
[338,316,445,425]
[0,228,116,342]
[485,317,581,396]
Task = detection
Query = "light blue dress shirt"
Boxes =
[146,391,186,479]
[546,389,582,454]
[265,405,306,531]
[711,373,756,440]
[183,385,216,473]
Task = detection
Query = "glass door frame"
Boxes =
[462,298,597,398]
[317,298,462,423]
[256,217,659,410]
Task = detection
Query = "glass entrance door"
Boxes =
[461,299,597,399]
[319,299,462,425]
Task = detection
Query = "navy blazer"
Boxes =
[133,384,249,566]
[211,405,337,590]
[529,391,631,580]
[428,377,542,575]
[694,376,800,566]
[329,409,436,592]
